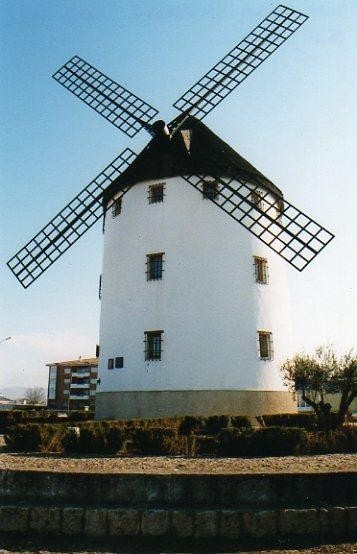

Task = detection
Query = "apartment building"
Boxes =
[46,357,98,410]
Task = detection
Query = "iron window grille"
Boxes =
[251,189,263,210]
[146,253,164,280]
[98,274,102,300]
[202,180,219,200]
[115,357,124,369]
[148,183,165,204]
[112,198,122,217]
[145,330,163,361]
[254,256,269,284]
[258,331,274,360]
[108,358,114,369]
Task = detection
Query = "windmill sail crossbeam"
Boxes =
[53,56,159,138]
[7,148,136,289]
[173,5,308,119]
[182,174,334,271]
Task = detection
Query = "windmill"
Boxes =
[7,5,335,418]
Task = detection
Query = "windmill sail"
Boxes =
[173,5,308,120]
[7,148,136,288]
[53,56,159,137]
[182,172,334,271]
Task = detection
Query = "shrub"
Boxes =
[204,416,230,435]
[303,426,357,454]
[217,429,247,457]
[62,423,126,455]
[195,435,219,456]
[178,416,203,435]
[230,416,252,429]
[260,413,317,431]
[133,427,182,455]
[68,410,95,422]
[4,423,63,452]
[244,426,308,456]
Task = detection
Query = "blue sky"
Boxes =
[1,0,356,394]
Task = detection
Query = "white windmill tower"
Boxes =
[7,5,334,419]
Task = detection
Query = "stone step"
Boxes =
[0,503,356,541]
[1,470,356,509]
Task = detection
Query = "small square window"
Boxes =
[145,330,163,361]
[149,183,165,204]
[258,331,273,360]
[115,356,124,369]
[146,253,164,280]
[108,358,114,369]
[112,198,122,217]
[202,180,218,200]
[251,189,263,209]
[254,257,269,284]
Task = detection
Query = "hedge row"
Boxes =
[0,410,94,433]
[0,412,251,435]
[4,422,357,456]
[259,413,318,430]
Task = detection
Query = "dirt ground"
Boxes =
[0,449,356,475]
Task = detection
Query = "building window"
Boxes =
[149,183,165,204]
[108,358,114,369]
[254,257,269,284]
[98,274,102,300]
[202,180,218,200]
[251,189,263,209]
[297,392,313,411]
[258,331,273,360]
[115,357,124,369]
[146,253,164,280]
[111,198,122,217]
[145,330,163,361]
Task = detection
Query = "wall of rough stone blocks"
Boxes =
[0,469,356,542]
[0,504,356,541]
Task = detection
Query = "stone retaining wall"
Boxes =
[0,504,356,541]
[1,470,356,508]
[0,470,356,542]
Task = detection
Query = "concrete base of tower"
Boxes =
[95,390,297,420]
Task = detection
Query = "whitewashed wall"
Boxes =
[97,176,293,393]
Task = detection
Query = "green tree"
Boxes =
[281,345,356,429]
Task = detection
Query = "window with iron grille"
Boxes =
[98,274,102,299]
[202,180,218,200]
[108,358,114,369]
[146,253,164,280]
[148,183,165,204]
[145,330,163,361]
[251,189,263,209]
[258,331,273,360]
[111,197,122,217]
[254,257,269,284]
[115,357,124,369]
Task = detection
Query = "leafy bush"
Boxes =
[195,435,218,456]
[204,416,230,435]
[303,426,357,454]
[132,427,183,455]
[4,423,63,452]
[178,416,203,435]
[230,416,252,429]
[244,427,308,456]
[62,423,125,455]
[217,429,247,457]
[260,413,317,431]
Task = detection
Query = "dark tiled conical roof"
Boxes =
[103,115,282,205]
